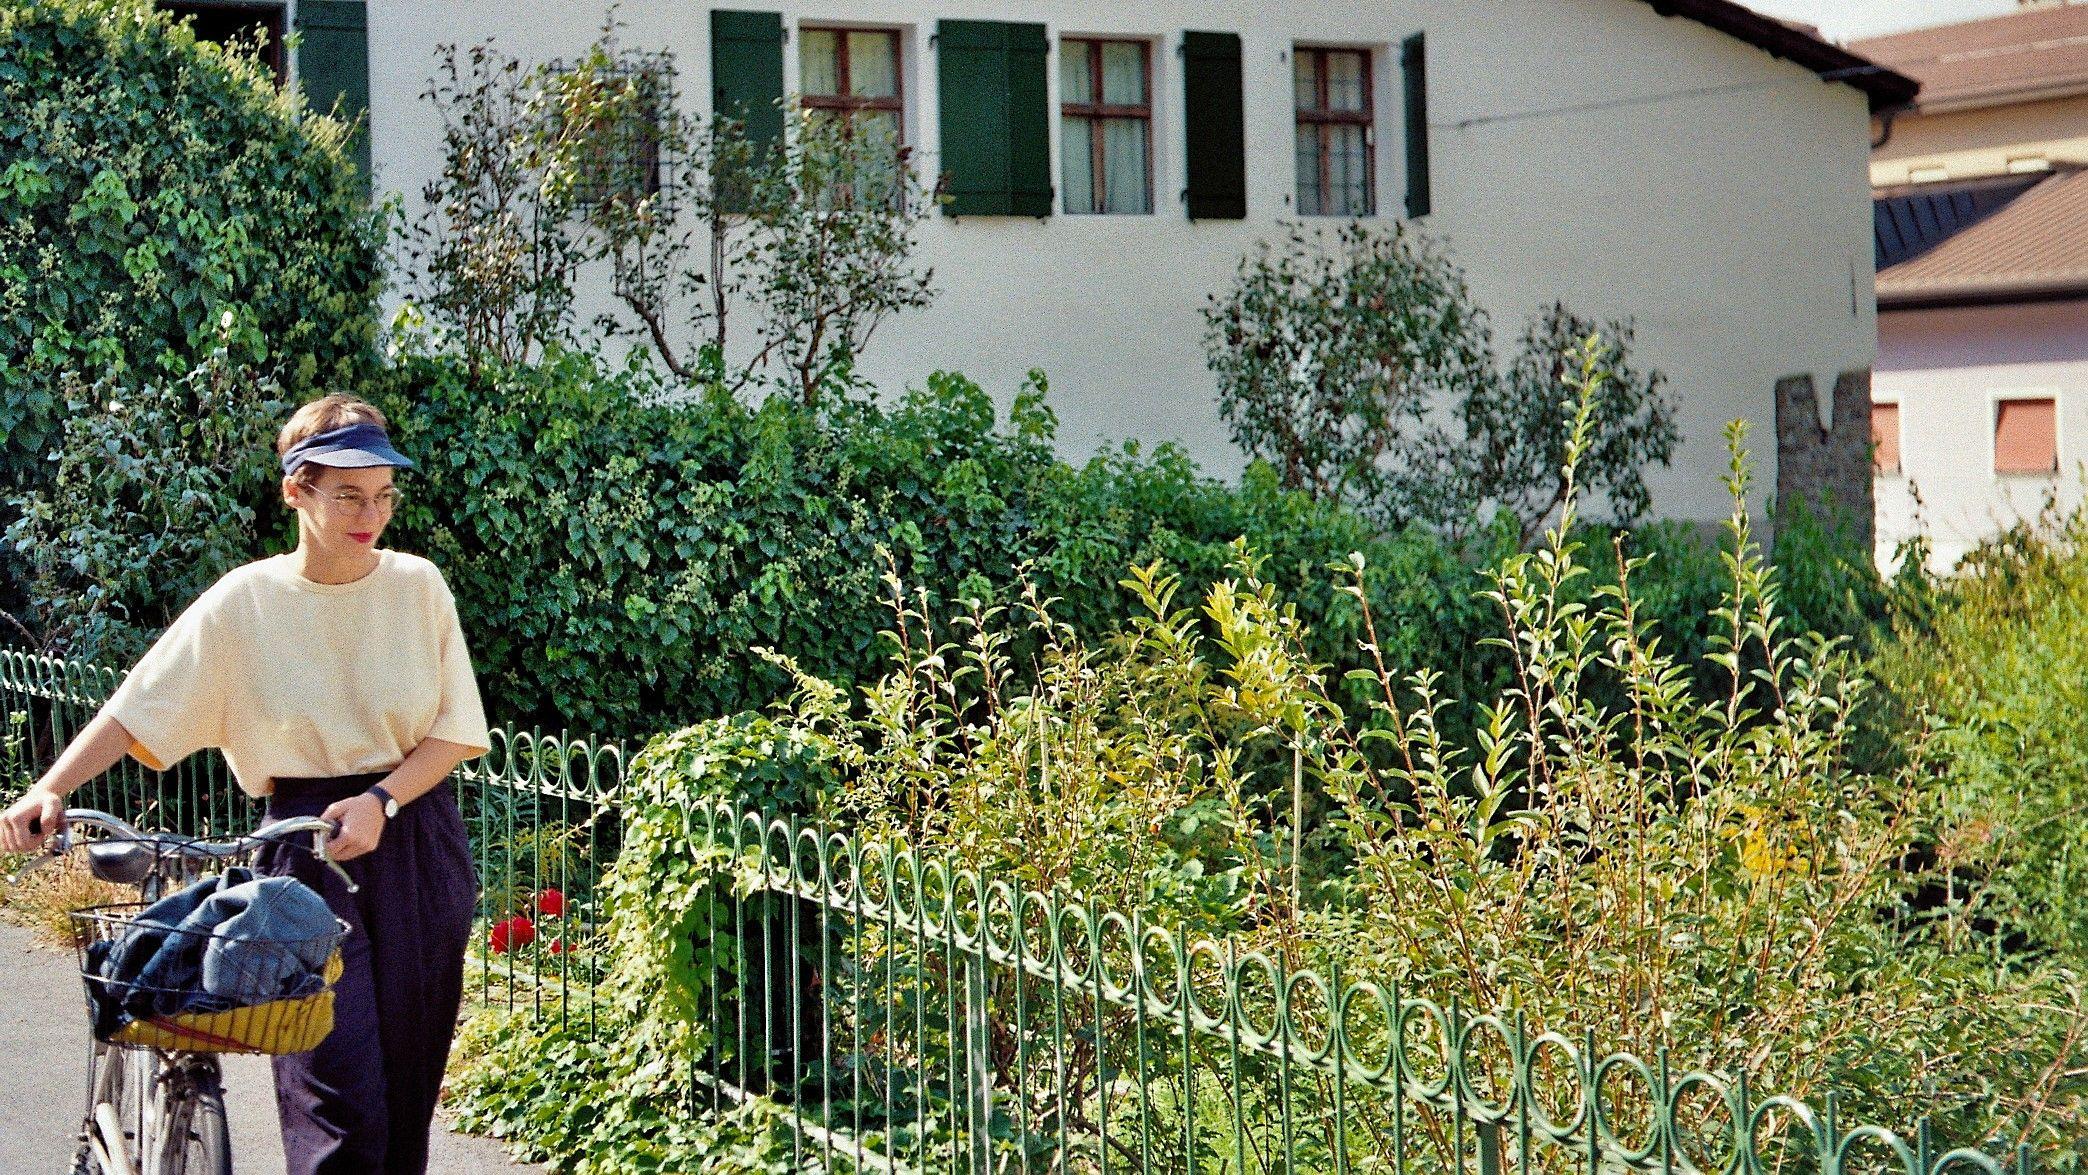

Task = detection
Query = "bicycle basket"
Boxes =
[72,903,349,1056]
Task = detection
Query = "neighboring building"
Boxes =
[1858,2,2088,568]
[209,0,1912,528]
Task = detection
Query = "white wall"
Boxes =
[363,0,1879,524]
[1875,300,2088,570]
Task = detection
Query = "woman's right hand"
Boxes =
[0,786,65,854]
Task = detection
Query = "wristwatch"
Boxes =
[366,784,401,819]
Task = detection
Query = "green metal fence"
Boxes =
[0,646,628,1028]
[1,649,2039,1174]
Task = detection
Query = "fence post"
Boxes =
[1477,1122,1505,1175]
[966,951,993,1172]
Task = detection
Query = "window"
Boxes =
[800,27,904,147]
[1060,38,1151,215]
[158,2,287,84]
[1871,401,1901,475]
[1294,47,1373,216]
[1994,396,2058,474]
[558,54,673,207]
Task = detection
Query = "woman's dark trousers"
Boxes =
[259,774,477,1175]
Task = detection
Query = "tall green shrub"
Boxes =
[375,348,1876,743]
[5,337,285,663]
[1875,505,2088,962]
[0,0,381,524]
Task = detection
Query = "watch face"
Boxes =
[383,797,400,818]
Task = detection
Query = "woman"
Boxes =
[1,394,490,1175]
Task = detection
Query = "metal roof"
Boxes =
[1873,171,2050,271]
[1876,167,2088,308]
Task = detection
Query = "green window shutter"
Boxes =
[1181,31,1245,220]
[711,10,785,156]
[936,20,1051,217]
[1402,32,1432,219]
[295,0,371,198]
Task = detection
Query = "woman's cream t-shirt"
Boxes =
[99,550,492,797]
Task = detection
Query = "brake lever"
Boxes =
[313,826,359,894]
[6,822,71,886]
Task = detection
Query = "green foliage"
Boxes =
[1874,502,2088,964]
[1202,228,1678,539]
[406,27,938,402]
[3,338,285,661]
[1459,304,1678,544]
[448,715,837,1173]
[1202,221,1492,527]
[0,0,381,526]
[372,345,1874,743]
[449,369,2083,1171]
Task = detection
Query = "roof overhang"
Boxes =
[1639,0,1921,113]
[1879,276,2088,311]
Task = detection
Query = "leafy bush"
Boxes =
[447,383,2083,1170]
[1203,227,1677,538]
[404,29,938,401]
[3,336,285,662]
[447,714,835,1173]
[0,0,381,523]
[374,347,1869,738]
[1874,502,2088,963]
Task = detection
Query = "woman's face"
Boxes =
[285,465,399,555]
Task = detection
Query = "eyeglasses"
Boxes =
[305,487,405,515]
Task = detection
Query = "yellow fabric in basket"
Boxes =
[114,951,343,1055]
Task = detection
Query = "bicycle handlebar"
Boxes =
[31,809,359,895]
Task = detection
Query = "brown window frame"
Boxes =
[1294,46,1375,217]
[1060,37,1153,215]
[799,25,906,142]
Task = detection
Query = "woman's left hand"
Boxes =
[320,793,386,861]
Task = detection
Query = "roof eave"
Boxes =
[1878,273,2088,310]
[1912,77,2088,115]
[1640,0,1921,112]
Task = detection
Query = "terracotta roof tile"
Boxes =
[1851,4,2088,112]
[1877,167,2088,306]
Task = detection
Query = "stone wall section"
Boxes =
[1774,368,1875,550]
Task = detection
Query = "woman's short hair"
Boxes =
[278,395,389,486]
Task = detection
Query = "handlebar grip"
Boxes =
[27,815,38,837]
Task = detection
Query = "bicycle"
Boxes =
[13,808,357,1175]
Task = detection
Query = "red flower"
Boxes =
[488,915,537,954]
[547,937,569,955]
[535,888,567,917]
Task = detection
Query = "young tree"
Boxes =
[409,29,941,402]
[403,39,590,373]
[1203,224,1676,541]
[1458,305,1678,544]
[1202,222,1493,529]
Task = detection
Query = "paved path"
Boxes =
[0,921,539,1174]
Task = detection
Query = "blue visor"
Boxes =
[281,422,416,477]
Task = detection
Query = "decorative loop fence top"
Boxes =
[2,650,2042,1175]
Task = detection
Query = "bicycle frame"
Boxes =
[18,809,355,1175]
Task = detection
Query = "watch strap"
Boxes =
[366,783,400,818]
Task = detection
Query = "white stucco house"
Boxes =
[176,0,1913,529]
[1857,3,2088,570]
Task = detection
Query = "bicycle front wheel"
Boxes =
[143,1068,232,1175]
[176,1086,231,1175]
